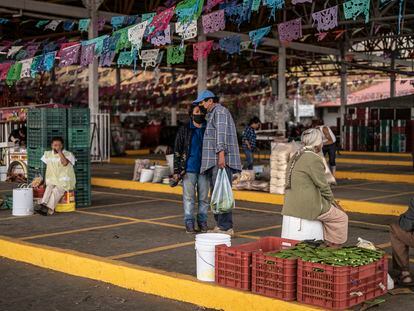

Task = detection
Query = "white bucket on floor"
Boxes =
[0,166,7,182]
[281,215,324,241]
[166,154,174,174]
[139,169,154,183]
[195,233,231,282]
[12,188,33,216]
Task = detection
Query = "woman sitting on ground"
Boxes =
[282,128,348,245]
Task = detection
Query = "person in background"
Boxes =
[283,128,348,245]
[35,137,76,216]
[317,123,337,176]
[196,90,242,236]
[173,105,208,233]
[242,116,261,170]
[8,126,27,146]
[390,198,414,285]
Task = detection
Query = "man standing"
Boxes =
[195,90,242,236]
[242,117,261,170]
[318,123,337,176]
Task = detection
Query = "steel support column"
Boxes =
[88,9,99,114]
[197,31,207,94]
[277,46,286,132]
[390,53,396,98]
[340,48,348,149]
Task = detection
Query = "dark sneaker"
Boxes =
[198,222,208,233]
[37,205,49,216]
[185,222,196,234]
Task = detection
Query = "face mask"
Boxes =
[199,105,208,115]
[193,114,205,124]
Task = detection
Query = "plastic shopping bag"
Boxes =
[210,169,235,214]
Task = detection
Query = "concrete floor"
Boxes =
[92,163,414,206]
[1,181,414,310]
[0,258,208,311]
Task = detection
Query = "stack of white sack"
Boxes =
[270,142,300,194]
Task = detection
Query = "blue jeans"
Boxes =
[323,143,336,168]
[206,166,234,231]
[243,148,254,170]
[182,173,209,225]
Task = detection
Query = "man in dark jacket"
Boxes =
[390,198,414,284]
[173,104,208,233]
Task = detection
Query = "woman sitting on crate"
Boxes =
[282,128,348,245]
[35,137,76,216]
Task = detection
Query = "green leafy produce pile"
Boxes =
[267,243,384,267]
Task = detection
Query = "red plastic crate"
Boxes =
[297,256,388,310]
[251,252,297,301]
[215,237,298,291]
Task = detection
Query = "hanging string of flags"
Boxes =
[0,0,391,86]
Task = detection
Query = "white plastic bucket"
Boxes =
[281,215,324,241]
[139,169,154,183]
[12,188,34,216]
[195,233,231,282]
[152,165,170,183]
[0,166,7,182]
[166,154,174,174]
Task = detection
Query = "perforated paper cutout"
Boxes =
[0,63,12,80]
[80,43,96,67]
[147,7,175,39]
[111,16,125,30]
[240,40,251,51]
[263,0,284,21]
[167,45,187,65]
[78,19,90,32]
[44,20,62,31]
[114,27,132,53]
[150,25,171,46]
[175,20,198,40]
[278,18,302,42]
[63,20,75,31]
[7,46,23,58]
[6,62,22,86]
[142,12,156,22]
[316,32,328,41]
[128,21,148,52]
[140,49,160,69]
[43,51,56,71]
[100,51,116,67]
[193,40,213,61]
[205,0,225,12]
[59,44,81,67]
[343,0,370,24]
[20,58,33,78]
[251,0,261,11]
[175,0,204,24]
[103,33,120,54]
[312,5,338,32]
[96,17,106,31]
[219,35,241,55]
[249,26,271,50]
[117,50,136,66]
[292,0,312,4]
[36,20,49,28]
[83,35,108,56]
[31,55,43,77]
[202,9,225,34]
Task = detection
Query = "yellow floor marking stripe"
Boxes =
[77,210,142,221]
[86,199,159,210]
[341,186,403,194]
[125,149,151,156]
[21,221,140,240]
[336,158,412,166]
[334,181,380,189]
[0,236,318,311]
[347,220,390,230]
[335,171,414,184]
[92,177,409,216]
[238,225,281,235]
[360,191,414,202]
[237,234,261,240]
[342,151,411,158]
[376,242,391,249]
[0,214,39,221]
[108,241,196,260]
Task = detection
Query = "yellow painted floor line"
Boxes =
[360,191,414,202]
[342,151,411,158]
[0,236,318,311]
[92,177,409,216]
[108,241,196,260]
[125,149,151,156]
[341,186,403,194]
[334,181,380,189]
[336,158,412,166]
[238,225,281,235]
[21,221,140,240]
[0,214,39,221]
[335,171,414,184]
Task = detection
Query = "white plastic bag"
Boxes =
[210,169,235,214]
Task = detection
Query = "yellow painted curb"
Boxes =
[336,158,411,166]
[342,151,411,158]
[125,149,151,156]
[0,236,318,311]
[336,171,414,184]
[91,177,408,216]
